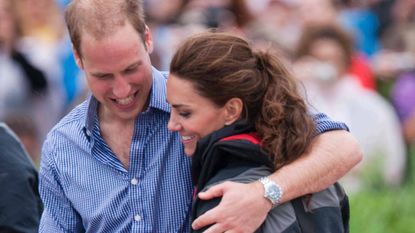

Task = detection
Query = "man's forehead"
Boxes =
[79,23,136,48]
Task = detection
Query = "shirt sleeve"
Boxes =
[312,113,349,135]
[38,137,84,232]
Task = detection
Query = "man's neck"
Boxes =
[98,105,137,169]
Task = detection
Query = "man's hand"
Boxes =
[192,181,272,233]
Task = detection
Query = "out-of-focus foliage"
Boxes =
[350,146,415,233]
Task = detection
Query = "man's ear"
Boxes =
[224,98,243,125]
[144,25,153,54]
[72,45,84,69]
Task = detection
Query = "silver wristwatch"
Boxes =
[258,177,283,208]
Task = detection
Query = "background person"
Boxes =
[0,123,43,233]
[293,23,406,193]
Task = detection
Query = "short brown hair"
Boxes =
[65,0,146,58]
[295,23,354,66]
[170,32,315,169]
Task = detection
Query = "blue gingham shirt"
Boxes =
[39,68,348,233]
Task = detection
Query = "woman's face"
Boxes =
[166,74,229,156]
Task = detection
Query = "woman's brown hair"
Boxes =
[170,32,315,169]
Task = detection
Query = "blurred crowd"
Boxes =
[0,0,85,166]
[1,0,415,194]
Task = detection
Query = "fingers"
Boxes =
[197,182,228,200]
[192,182,244,232]
[192,208,218,231]
[201,223,228,233]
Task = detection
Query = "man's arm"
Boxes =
[192,129,362,232]
[268,130,362,203]
[38,137,84,232]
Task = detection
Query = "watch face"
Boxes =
[268,185,281,200]
[260,177,282,205]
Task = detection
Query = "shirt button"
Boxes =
[134,214,141,222]
[131,178,138,185]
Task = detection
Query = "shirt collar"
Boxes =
[147,67,170,113]
[82,67,170,141]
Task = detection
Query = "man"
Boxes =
[0,123,43,233]
[39,0,362,232]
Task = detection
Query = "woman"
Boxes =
[167,32,349,233]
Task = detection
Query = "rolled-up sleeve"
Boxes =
[312,113,349,135]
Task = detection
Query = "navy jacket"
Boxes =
[0,123,42,233]
[191,121,349,233]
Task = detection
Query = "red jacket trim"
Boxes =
[220,133,261,145]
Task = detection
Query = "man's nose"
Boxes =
[113,76,131,98]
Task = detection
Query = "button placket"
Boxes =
[131,178,138,185]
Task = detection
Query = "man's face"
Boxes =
[75,23,154,122]
[0,0,16,51]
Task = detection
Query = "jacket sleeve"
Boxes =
[192,141,272,233]
[0,124,43,233]
[290,182,349,233]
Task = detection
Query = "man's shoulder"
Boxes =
[41,100,90,168]
[156,67,169,78]
[160,70,169,79]
[152,67,169,80]
[0,123,34,168]
[150,68,171,113]
[0,123,17,143]
[46,99,89,140]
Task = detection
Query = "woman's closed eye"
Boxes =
[179,111,191,118]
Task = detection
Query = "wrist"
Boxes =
[258,176,283,209]
[253,180,273,211]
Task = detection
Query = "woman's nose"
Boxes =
[167,115,181,132]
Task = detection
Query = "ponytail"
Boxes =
[170,32,315,170]
[254,51,315,169]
